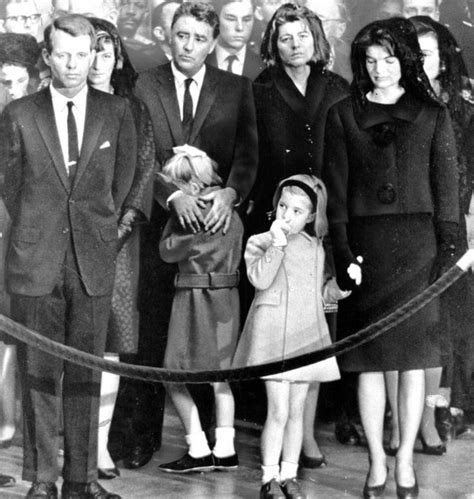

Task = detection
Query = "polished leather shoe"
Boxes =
[419,436,446,455]
[335,421,361,446]
[0,473,15,487]
[299,452,327,469]
[158,453,214,473]
[384,445,398,457]
[62,480,121,499]
[396,474,419,498]
[280,478,306,499]
[213,453,239,470]
[26,481,58,498]
[260,478,285,499]
[98,467,120,480]
[363,467,388,498]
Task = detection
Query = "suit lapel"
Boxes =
[155,64,185,145]
[189,65,217,144]
[72,88,104,189]
[33,89,70,192]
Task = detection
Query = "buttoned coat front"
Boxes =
[232,231,340,382]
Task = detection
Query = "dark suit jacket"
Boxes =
[135,62,258,205]
[206,46,264,81]
[1,86,137,297]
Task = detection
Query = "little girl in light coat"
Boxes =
[233,174,351,499]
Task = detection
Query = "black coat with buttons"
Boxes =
[249,64,349,232]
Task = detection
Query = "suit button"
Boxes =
[62,228,70,234]
[377,183,397,204]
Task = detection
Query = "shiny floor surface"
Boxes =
[0,401,473,498]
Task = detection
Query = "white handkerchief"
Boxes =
[99,141,111,150]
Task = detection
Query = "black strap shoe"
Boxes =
[26,482,58,498]
[213,453,239,470]
[280,478,307,499]
[158,453,214,473]
[62,480,121,499]
[260,479,285,499]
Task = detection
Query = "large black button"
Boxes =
[377,183,396,204]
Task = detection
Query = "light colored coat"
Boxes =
[233,230,340,382]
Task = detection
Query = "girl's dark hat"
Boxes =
[0,33,40,68]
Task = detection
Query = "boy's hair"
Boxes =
[273,174,328,239]
[43,14,96,54]
[162,151,222,191]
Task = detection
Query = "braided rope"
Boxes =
[0,264,465,384]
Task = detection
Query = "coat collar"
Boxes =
[355,92,424,130]
[270,64,327,123]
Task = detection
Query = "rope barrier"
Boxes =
[0,262,467,384]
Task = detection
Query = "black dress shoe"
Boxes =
[280,478,306,499]
[396,473,419,498]
[299,452,327,469]
[62,480,121,499]
[384,445,398,457]
[335,421,361,446]
[213,453,239,470]
[363,467,388,498]
[0,473,15,487]
[26,481,58,498]
[260,479,285,499]
[419,436,446,455]
[158,453,215,473]
[98,467,120,480]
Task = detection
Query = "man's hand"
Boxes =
[169,192,206,233]
[200,187,238,234]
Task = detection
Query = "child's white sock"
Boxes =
[261,464,280,484]
[280,461,298,481]
[185,431,211,458]
[212,426,236,458]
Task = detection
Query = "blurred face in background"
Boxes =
[403,0,439,21]
[153,2,179,45]
[304,0,345,41]
[255,0,284,24]
[376,0,403,19]
[54,0,118,24]
[0,62,30,101]
[219,0,254,52]
[118,0,148,38]
[5,1,43,41]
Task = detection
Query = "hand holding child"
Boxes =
[170,193,206,233]
[347,256,363,286]
[270,219,290,247]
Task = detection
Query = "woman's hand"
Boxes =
[347,256,363,286]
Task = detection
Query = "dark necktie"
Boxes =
[226,54,238,73]
[67,101,79,180]
[182,78,193,142]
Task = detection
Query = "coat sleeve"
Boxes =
[430,106,460,225]
[245,233,285,290]
[224,78,258,202]
[159,217,197,263]
[112,100,138,213]
[0,107,23,220]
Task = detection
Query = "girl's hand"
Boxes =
[270,219,290,247]
[347,256,363,285]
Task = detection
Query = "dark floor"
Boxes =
[0,399,473,498]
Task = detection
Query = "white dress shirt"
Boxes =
[214,44,246,76]
[171,62,206,120]
[50,83,88,175]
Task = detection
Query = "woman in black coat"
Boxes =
[248,3,350,469]
[323,18,459,498]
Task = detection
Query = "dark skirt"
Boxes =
[338,214,442,372]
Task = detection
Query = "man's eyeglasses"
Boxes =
[6,14,42,24]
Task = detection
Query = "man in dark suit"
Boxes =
[127,1,257,473]
[206,0,263,80]
[0,14,136,499]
